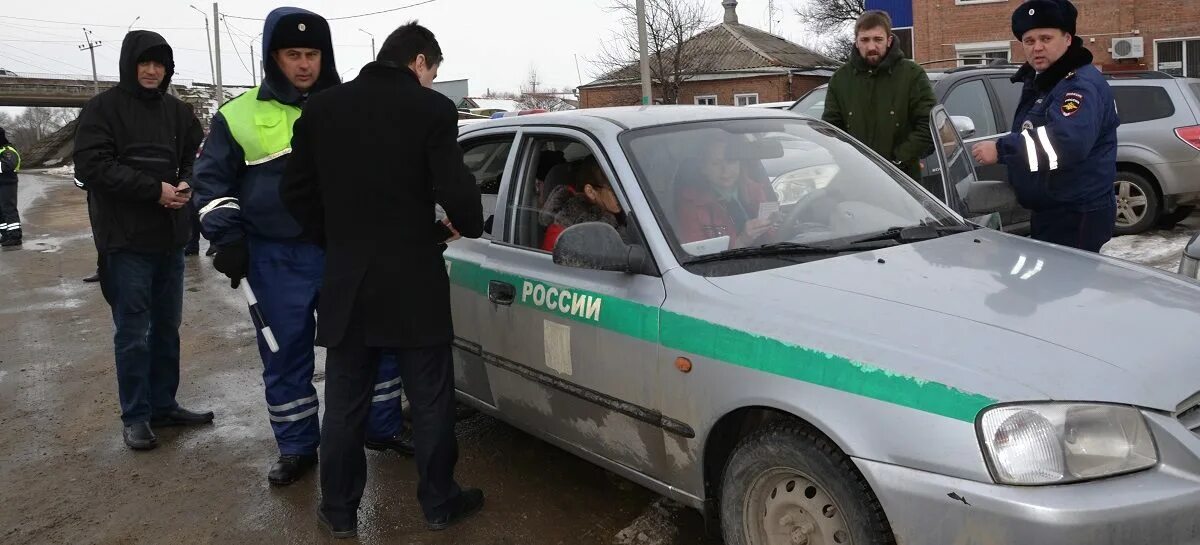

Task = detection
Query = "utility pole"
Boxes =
[213,2,223,104]
[636,0,651,105]
[250,44,257,86]
[78,28,102,96]
[359,28,375,60]
[190,5,215,85]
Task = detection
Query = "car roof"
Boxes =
[458,105,803,133]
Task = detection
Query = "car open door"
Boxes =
[928,105,1018,230]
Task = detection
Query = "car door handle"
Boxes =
[488,280,515,305]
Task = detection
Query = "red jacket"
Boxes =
[673,180,770,247]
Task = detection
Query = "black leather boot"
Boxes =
[267,454,318,486]
[122,422,158,450]
[365,429,415,456]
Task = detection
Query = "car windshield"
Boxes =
[790,87,827,118]
[620,118,962,267]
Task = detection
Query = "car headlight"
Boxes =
[771,164,839,205]
[977,403,1158,485]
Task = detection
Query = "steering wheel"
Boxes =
[773,190,829,242]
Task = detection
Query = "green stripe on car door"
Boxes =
[446,256,994,422]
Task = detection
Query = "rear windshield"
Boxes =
[1113,86,1175,124]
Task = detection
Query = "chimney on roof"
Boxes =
[723,0,738,24]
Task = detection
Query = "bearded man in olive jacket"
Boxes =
[823,10,936,180]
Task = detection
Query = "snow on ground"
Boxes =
[44,165,75,177]
[1102,223,1198,272]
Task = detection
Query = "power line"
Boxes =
[3,42,92,73]
[218,15,254,81]
[0,50,57,73]
[3,14,204,30]
[221,0,440,22]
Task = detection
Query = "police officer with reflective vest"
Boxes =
[192,7,413,486]
[0,126,22,247]
[973,0,1119,252]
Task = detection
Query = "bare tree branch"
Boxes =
[792,0,864,35]
[588,0,715,105]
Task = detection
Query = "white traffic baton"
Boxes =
[240,281,280,353]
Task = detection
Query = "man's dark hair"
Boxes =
[855,10,893,36]
[378,21,443,66]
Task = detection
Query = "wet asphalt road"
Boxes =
[2,173,1197,545]
[0,173,715,545]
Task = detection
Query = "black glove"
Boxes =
[212,239,249,289]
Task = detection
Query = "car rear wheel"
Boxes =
[1114,172,1161,235]
[720,422,894,545]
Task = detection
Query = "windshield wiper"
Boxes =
[846,224,976,246]
[684,242,887,265]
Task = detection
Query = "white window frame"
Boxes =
[694,95,718,106]
[954,40,1011,67]
[734,93,759,106]
[1153,36,1200,78]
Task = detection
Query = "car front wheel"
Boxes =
[720,422,894,545]
[1114,172,1161,235]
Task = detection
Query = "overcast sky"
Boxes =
[2,0,811,115]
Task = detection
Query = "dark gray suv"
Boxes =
[792,67,1200,235]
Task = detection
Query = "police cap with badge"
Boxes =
[1011,0,1077,39]
[270,11,331,52]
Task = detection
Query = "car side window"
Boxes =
[943,79,999,138]
[1113,86,1176,124]
[505,135,636,254]
[461,136,515,240]
[989,77,1023,129]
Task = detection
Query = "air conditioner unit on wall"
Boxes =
[1111,37,1144,60]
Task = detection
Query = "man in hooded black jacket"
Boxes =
[73,30,212,451]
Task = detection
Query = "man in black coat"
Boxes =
[280,22,484,538]
[73,30,212,451]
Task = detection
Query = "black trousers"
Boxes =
[0,183,19,236]
[1031,202,1116,253]
[319,320,461,525]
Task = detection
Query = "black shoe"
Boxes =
[150,406,214,427]
[123,422,158,450]
[427,488,484,531]
[268,454,317,486]
[317,510,357,539]
[184,246,200,256]
[205,246,218,257]
[82,270,101,283]
[0,234,21,247]
[365,430,415,456]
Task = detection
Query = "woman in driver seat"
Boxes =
[541,156,627,251]
[674,138,776,248]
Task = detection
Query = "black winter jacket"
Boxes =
[281,61,483,348]
[73,31,204,253]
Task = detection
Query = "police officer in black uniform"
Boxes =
[0,126,21,247]
[972,0,1119,252]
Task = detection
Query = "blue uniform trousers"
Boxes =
[247,237,404,455]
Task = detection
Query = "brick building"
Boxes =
[869,0,1200,74]
[578,0,835,108]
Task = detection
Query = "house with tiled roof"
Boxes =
[579,0,837,108]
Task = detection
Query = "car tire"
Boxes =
[1114,172,1161,236]
[719,422,894,545]
[1158,205,1196,229]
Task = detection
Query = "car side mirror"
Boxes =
[959,179,1017,215]
[951,115,977,140]
[552,222,653,275]
[1179,233,1200,280]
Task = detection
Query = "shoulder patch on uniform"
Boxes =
[1061,91,1083,117]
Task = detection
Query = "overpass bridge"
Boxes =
[0,73,217,108]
